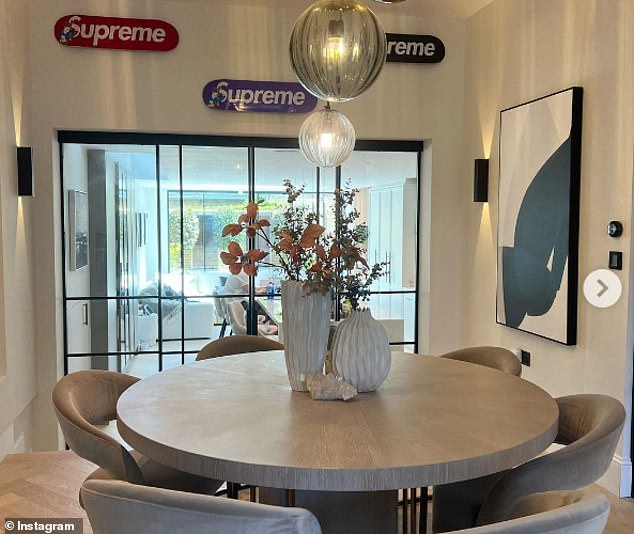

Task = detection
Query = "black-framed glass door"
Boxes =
[60,132,422,377]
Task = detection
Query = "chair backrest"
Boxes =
[453,490,609,534]
[476,394,625,525]
[52,370,145,484]
[439,346,522,376]
[212,286,227,324]
[196,334,284,361]
[226,300,248,334]
[81,479,322,534]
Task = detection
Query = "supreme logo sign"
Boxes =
[385,33,445,64]
[202,79,317,113]
[54,15,179,51]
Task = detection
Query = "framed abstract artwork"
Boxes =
[496,87,583,345]
[69,189,89,271]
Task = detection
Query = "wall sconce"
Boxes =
[17,146,34,196]
[473,158,489,202]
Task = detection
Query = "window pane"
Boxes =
[63,138,421,376]
[341,151,419,291]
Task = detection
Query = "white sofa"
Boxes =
[162,299,215,340]
[138,282,216,343]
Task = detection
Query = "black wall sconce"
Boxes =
[473,158,489,202]
[17,146,34,196]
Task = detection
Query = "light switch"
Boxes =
[609,251,622,270]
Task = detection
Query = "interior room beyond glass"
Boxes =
[60,134,421,378]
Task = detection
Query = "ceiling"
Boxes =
[359,0,495,19]
[171,1,495,20]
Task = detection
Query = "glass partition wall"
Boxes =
[60,133,421,377]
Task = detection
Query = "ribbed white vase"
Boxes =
[281,280,331,391]
[331,309,391,392]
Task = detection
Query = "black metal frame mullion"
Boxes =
[156,145,165,372]
[177,146,186,365]
[60,144,69,376]
[333,165,342,322]
[246,147,257,335]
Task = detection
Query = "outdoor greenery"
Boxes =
[167,196,285,271]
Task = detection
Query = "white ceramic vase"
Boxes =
[331,308,391,392]
[281,280,331,391]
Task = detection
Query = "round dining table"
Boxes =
[117,351,558,534]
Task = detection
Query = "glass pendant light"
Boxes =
[299,103,356,167]
[289,0,386,102]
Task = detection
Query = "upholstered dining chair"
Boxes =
[432,394,625,532]
[195,333,284,499]
[52,370,223,501]
[439,346,522,376]
[196,333,284,361]
[449,490,609,534]
[403,346,522,533]
[81,479,322,534]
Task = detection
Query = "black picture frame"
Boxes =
[496,87,583,345]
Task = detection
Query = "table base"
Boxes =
[259,487,398,534]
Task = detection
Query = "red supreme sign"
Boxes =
[55,15,179,51]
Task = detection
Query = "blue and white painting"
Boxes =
[496,87,582,345]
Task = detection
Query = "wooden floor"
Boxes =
[1,451,633,533]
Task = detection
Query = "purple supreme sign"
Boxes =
[202,79,317,113]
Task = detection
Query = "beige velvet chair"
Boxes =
[406,346,522,532]
[195,333,283,499]
[52,370,223,499]
[450,490,609,534]
[81,479,322,534]
[432,394,625,532]
[196,334,284,361]
[439,346,522,376]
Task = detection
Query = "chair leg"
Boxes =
[419,486,429,534]
[402,489,409,534]
[410,488,418,533]
[227,482,239,499]
[218,320,227,338]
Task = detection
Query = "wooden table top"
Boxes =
[117,351,558,492]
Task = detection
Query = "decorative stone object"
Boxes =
[281,280,331,391]
[307,373,358,401]
[331,308,391,392]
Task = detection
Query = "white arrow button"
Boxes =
[583,269,622,308]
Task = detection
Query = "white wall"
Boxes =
[0,0,37,459]
[4,0,632,497]
[23,0,468,451]
[462,0,634,495]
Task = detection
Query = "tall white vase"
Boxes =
[331,309,391,392]
[281,280,331,391]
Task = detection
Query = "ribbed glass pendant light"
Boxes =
[298,103,356,167]
[289,0,386,103]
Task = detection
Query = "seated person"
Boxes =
[222,271,249,300]
[222,273,277,334]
